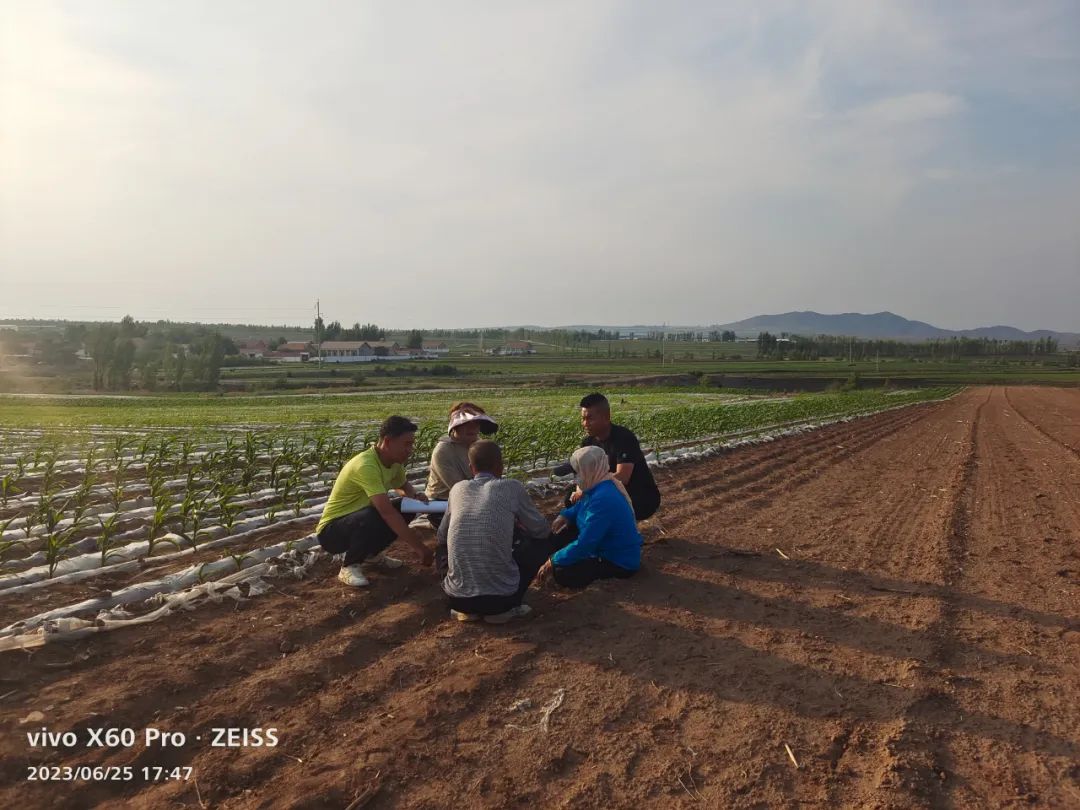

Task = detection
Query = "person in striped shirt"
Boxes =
[438,440,552,624]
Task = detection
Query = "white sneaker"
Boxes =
[370,552,404,569]
[337,564,370,587]
[450,609,482,622]
[484,604,533,624]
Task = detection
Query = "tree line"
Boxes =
[0,316,234,391]
[756,332,1061,360]
[313,319,386,343]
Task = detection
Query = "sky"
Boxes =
[2,1,1079,331]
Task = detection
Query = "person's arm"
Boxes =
[559,499,582,523]
[612,428,641,485]
[512,483,550,539]
[551,496,581,534]
[401,479,427,501]
[436,504,450,545]
[426,443,451,494]
[370,492,432,565]
[552,500,612,567]
[427,442,468,497]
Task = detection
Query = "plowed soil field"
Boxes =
[2,387,1078,809]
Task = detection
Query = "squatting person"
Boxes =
[538,445,643,589]
[552,392,661,548]
[316,416,433,587]
[439,440,552,624]
[425,402,498,571]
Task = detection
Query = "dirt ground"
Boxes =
[1,386,1077,809]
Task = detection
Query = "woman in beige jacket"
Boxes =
[425,401,498,526]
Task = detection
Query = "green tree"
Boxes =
[89,324,117,390]
[195,334,226,389]
[140,361,160,391]
[107,338,136,389]
[163,343,187,391]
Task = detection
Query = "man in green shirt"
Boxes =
[317,416,433,587]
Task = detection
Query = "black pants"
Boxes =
[552,558,636,589]
[633,492,660,522]
[317,502,402,566]
[446,536,553,616]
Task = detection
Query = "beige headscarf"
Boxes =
[571,445,633,509]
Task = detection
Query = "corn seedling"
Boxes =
[217,485,239,532]
[287,472,306,517]
[0,516,20,574]
[97,513,124,566]
[278,473,300,518]
[146,494,174,556]
[44,527,78,578]
[137,434,156,460]
[268,455,284,490]
[228,551,251,572]
[111,435,132,463]
[179,491,212,550]
[184,465,200,492]
[241,463,258,496]
[147,468,168,502]
[0,473,20,507]
[40,495,70,537]
[69,485,94,529]
[109,480,127,513]
[181,508,205,550]
[22,501,40,539]
[178,438,194,472]
[242,432,259,467]
[39,456,59,496]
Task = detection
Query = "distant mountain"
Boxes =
[713,311,1080,345]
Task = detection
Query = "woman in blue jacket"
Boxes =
[538,445,643,589]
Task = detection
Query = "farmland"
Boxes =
[6,319,1080,397]
[0,388,953,618]
[1,385,1078,808]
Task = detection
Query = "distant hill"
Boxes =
[712,311,1080,345]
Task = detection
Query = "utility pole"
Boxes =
[315,299,323,367]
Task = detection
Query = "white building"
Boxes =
[421,340,450,356]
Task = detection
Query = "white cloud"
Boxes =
[1,1,1077,330]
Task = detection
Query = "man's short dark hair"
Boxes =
[468,440,502,473]
[379,415,419,440]
[579,393,609,410]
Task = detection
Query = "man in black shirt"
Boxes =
[560,392,661,521]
